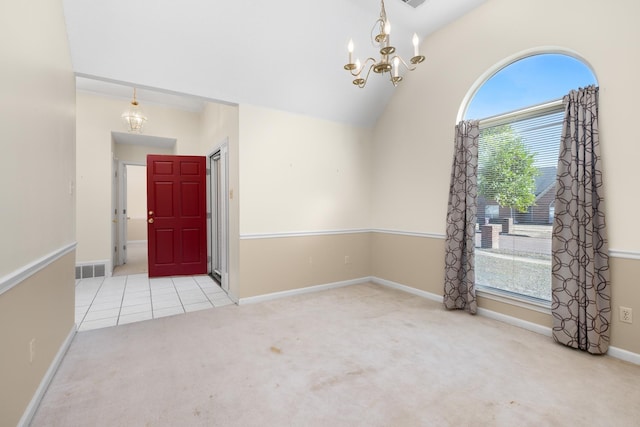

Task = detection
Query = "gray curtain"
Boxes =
[443,120,479,314]
[552,85,610,354]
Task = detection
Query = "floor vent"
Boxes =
[400,0,427,8]
[76,263,106,279]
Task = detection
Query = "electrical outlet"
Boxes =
[344,256,351,265]
[620,306,633,324]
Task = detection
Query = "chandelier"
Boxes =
[121,88,147,133]
[343,0,425,88]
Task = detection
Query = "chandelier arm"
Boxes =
[350,57,377,77]
[358,63,376,88]
[370,18,386,47]
[391,54,418,72]
[352,62,376,88]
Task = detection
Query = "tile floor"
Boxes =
[75,273,234,331]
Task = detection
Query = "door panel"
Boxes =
[182,229,201,262]
[147,155,207,277]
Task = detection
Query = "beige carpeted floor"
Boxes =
[31,283,640,426]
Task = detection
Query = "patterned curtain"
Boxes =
[552,85,610,354]
[443,120,479,314]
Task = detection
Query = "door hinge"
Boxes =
[207,212,212,219]
[123,209,127,215]
[208,255,212,262]
[123,245,127,251]
[206,168,211,176]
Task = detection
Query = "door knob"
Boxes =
[148,218,154,224]
[148,210,154,215]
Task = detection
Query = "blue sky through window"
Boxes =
[465,54,597,120]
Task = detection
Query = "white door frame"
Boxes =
[111,154,119,272]
[207,139,230,291]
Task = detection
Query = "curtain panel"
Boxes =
[552,85,610,355]
[443,120,479,314]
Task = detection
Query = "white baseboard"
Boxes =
[371,277,444,303]
[18,324,76,427]
[238,276,371,305]
[607,346,640,365]
[476,307,553,337]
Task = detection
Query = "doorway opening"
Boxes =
[110,131,176,276]
[113,162,148,276]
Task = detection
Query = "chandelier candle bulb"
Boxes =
[413,33,419,57]
[393,57,399,77]
[348,39,354,64]
[385,21,391,48]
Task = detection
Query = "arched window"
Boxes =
[464,53,597,302]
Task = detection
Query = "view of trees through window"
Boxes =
[466,54,597,301]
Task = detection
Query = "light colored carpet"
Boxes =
[31,283,639,426]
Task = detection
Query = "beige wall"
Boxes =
[0,253,75,426]
[239,233,371,298]
[610,257,640,355]
[113,142,174,164]
[371,233,445,294]
[236,105,372,298]
[76,92,202,264]
[0,0,76,425]
[1,4,76,276]
[371,0,640,353]
[238,105,372,234]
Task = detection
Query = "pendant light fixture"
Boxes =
[121,88,147,133]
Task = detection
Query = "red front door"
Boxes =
[147,155,207,277]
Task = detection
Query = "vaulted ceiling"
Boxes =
[64,0,486,126]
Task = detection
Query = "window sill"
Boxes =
[476,286,551,315]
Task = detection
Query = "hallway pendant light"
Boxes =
[121,88,147,133]
[343,0,425,88]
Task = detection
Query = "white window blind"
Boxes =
[475,102,564,301]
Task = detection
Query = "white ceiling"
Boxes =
[64,0,486,126]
